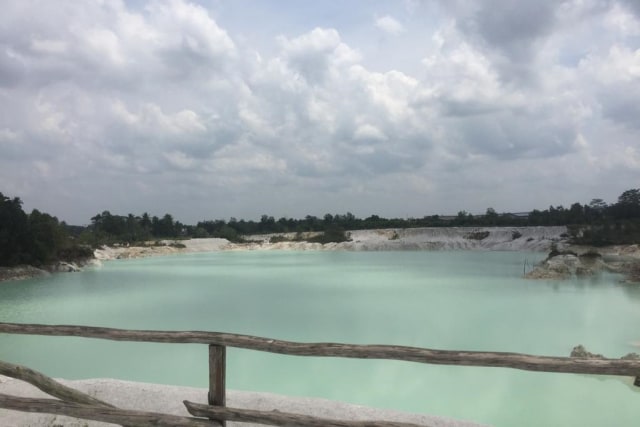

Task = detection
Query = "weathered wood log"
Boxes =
[184,400,432,427]
[1,322,639,377]
[0,393,220,427]
[208,344,226,426]
[0,360,114,408]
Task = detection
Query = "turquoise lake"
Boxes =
[1,250,639,426]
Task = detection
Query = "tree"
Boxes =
[259,215,276,233]
[151,216,161,236]
[216,224,241,242]
[277,217,294,232]
[193,227,209,238]
[28,210,62,264]
[527,209,545,225]
[589,199,608,211]
[612,189,640,219]
[618,189,640,206]
[484,207,498,225]
[0,193,30,266]
[140,212,152,232]
[567,203,585,224]
[303,215,320,231]
[455,210,473,225]
[155,214,175,237]
[0,192,79,266]
[91,211,127,237]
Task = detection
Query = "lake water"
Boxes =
[1,250,639,426]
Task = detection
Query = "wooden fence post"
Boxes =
[208,344,226,427]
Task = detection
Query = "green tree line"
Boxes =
[84,211,186,245]
[192,189,640,245]
[82,188,640,246]
[2,188,639,266]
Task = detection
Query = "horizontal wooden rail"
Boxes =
[184,400,431,427]
[1,322,639,377]
[0,393,431,427]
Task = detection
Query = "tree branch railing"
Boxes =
[1,322,639,376]
[1,321,639,427]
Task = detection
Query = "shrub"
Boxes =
[269,235,289,243]
[466,231,490,240]
[308,225,351,244]
[579,250,602,259]
[57,244,94,261]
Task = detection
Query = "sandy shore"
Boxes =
[94,226,570,261]
[93,237,231,260]
[0,376,487,427]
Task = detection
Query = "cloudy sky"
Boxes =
[1,0,639,224]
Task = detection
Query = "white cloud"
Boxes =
[163,150,196,169]
[82,27,125,66]
[147,0,235,58]
[277,27,360,84]
[354,123,387,141]
[0,0,637,223]
[604,2,640,36]
[375,15,405,35]
[579,44,640,83]
[0,128,19,142]
[348,66,419,123]
[421,38,505,113]
[30,39,68,55]
[111,102,208,135]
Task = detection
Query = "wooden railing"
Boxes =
[1,322,639,427]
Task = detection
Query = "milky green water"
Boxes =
[1,250,639,426]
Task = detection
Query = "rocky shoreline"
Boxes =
[524,245,640,282]
[0,258,100,283]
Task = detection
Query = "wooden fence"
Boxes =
[0,322,639,427]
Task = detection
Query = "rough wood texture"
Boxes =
[0,360,114,408]
[208,344,226,427]
[184,401,431,427]
[1,322,639,377]
[0,393,220,427]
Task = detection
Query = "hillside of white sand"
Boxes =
[95,226,569,260]
[247,226,567,251]
[0,376,486,427]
